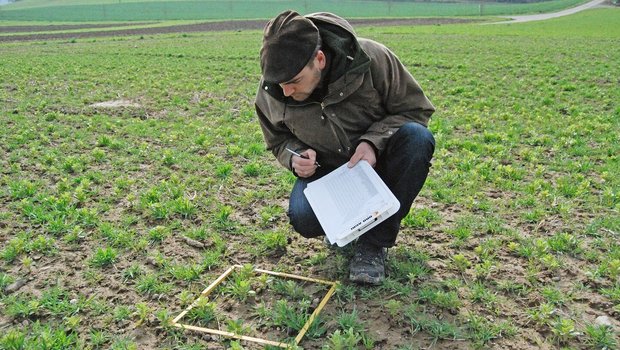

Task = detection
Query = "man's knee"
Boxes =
[288,208,323,238]
[391,122,435,159]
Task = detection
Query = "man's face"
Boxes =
[279,51,325,101]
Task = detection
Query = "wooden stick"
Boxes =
[295,282,338,344]
[173,323,289,348]
[254,267,336,285]
[172,265,237,323]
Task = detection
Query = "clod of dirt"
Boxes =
[183,236,205,248]
[4,278,27,294]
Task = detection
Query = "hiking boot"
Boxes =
[349,241,386,285]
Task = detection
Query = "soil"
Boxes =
[0,18,477,42]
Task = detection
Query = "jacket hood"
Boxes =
[308,12,370,80]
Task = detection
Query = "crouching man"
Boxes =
[255,10,436,284]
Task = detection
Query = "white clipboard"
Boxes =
[303,161,400,247]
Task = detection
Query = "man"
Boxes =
[255,10,435,285]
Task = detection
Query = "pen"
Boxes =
[285,147,321,167]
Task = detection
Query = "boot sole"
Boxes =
[349,272,384,285]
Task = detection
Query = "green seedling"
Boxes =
[271,299,311,334]
[324,328,362,350]
[450,253,471,272]
[5,295,40,318]
[226,318,251,335]
[474,260,497,281]
[417,286,461,311]
[214,204,234,229]
[272,279,307,300]
[155,309,176,333]
[215,163,233,178]
[335,283,357,303]
[89,329,110,348]
[257,230,288,253]
[168,263,203,282]
[527,302,555,327]
[134,302,151,326]
[100,225,135,249]
[136,273,172,296]
[337,308,366,334]
[222,264,254,302]
[243,162,261,177]
[148,226,170,243]
[0,273,15,291]
[551,317,578,345]
[171,197,196,218]
[187,298,218,326]
[470,281,499,311]
[304,251,328,266]
[584,324,618,349]
[547,232,581,254]
[110,336,138,350]
[177,290,195,308]
[259,204,285,226]
[8,179,37,200]
[384,299,403,320]
[89,247,117,267]
[465,312,516,346]
[541,286,569,306]
[402,207,441,229]
[382,278,413,297]
[404,306,462,342]
[114,305,132,322]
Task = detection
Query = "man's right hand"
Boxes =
[291,149,319,178]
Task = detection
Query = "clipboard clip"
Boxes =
[355,211,380,232]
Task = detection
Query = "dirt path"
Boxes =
[493,0,609,23]
[0,18,475,42]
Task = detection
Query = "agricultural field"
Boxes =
[1,4,619,350]
[0,0,589,21]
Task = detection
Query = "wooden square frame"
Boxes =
[172,265,338,348]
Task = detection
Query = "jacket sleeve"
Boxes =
[255,103,308,171]
[359,42,435,155]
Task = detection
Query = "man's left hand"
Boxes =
[348,141,377,168]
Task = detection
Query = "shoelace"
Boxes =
[353,247,384,265]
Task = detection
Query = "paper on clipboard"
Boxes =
[303,161,400,247]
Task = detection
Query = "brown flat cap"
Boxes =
[260,10,320,83]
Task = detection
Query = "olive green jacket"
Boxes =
[255,12,435,171]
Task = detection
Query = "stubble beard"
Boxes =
[291,67,322,101]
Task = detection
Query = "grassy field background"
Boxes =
[1,3,619,350]
[0,0,589,21]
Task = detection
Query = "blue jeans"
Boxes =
[287,122,435,248]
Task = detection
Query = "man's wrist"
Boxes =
[359,140,378,154]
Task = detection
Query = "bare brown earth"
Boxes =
[0,18,477,42]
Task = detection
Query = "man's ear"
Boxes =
[316,50,326,70]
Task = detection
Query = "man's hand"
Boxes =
[291,149,319,178]
[348,141,377,168]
